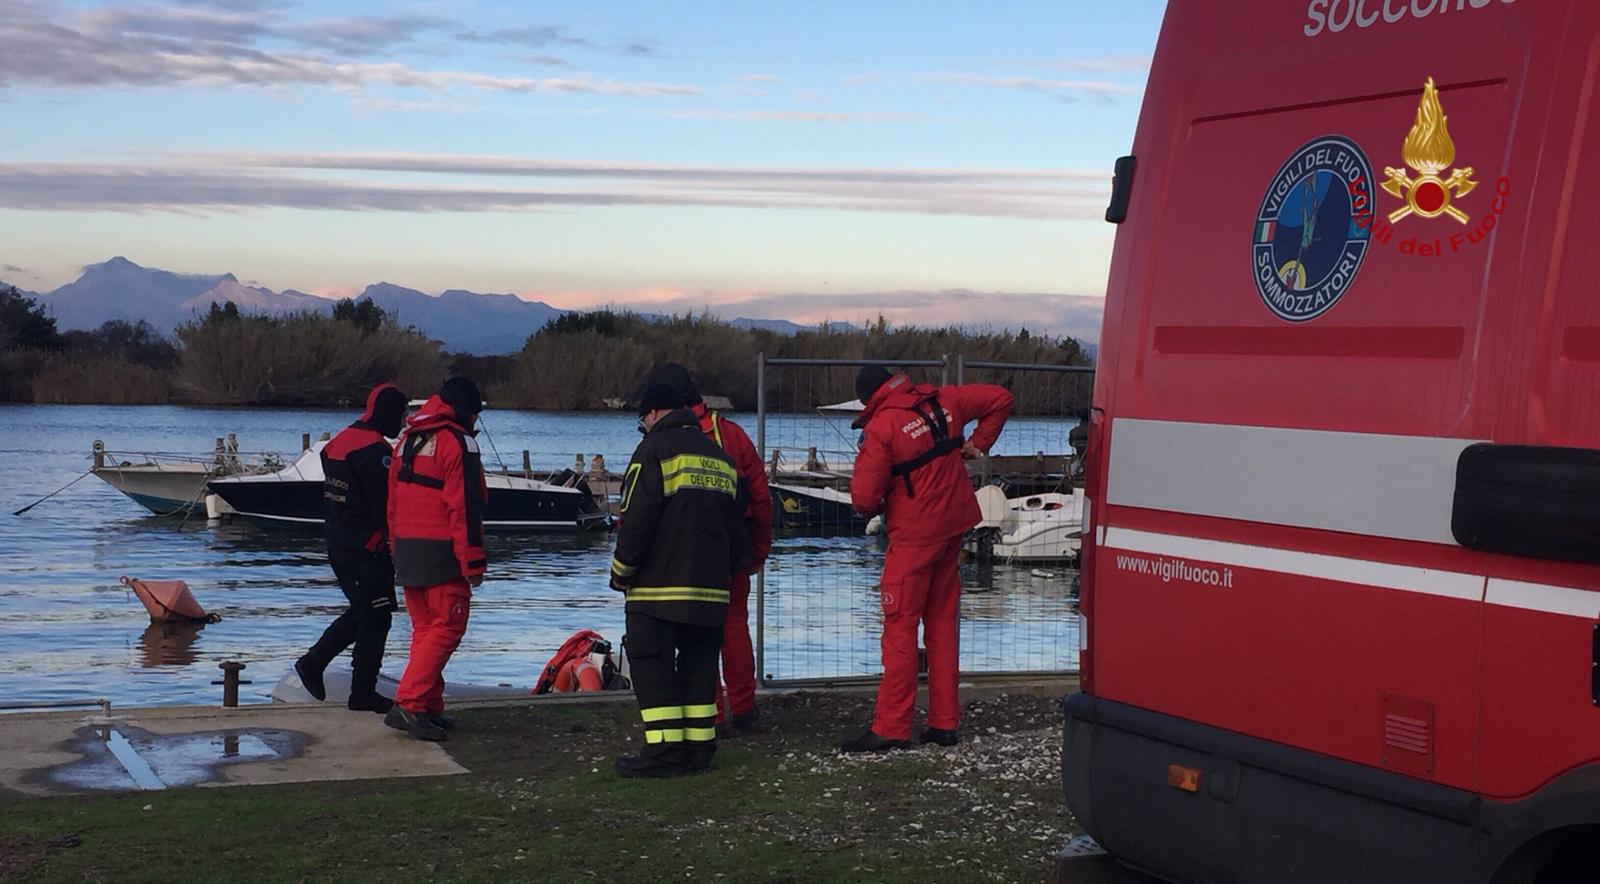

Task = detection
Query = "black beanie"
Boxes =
[367,384,408,438]
[637,383,685,415]
[855,365,892,403]
[652,362,703,405]
[439,376,483,417]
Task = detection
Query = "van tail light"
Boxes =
[1077,407,1106,695]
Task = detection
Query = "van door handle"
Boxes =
[1592,624,1599,707]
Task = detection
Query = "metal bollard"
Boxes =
[214,661,251,707]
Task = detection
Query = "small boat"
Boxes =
[90,440,269,517]
[770,482,867,535]
[965,486,1084,564]
[270,669,528,704]
[207,441,609,532]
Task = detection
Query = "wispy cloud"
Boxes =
[1022,55,1151,75]
[0,153,1109,220]
[661,109,915,124]
[847,70,1140,102]
[0,0,691,95]
[739,73,783,83]
[454,24,662,58]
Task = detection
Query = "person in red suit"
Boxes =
[384,377,487,742]
[841,366,1013,753]
[648,363,773,730]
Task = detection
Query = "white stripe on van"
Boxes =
[1106,419,1483,546]
[1101,528,1600,619]
[1485,579,1600,620]
[1102,527,1484,602]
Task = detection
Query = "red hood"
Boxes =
[852,375,933,428]
[404,394,473,435]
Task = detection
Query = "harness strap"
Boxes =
[396,431,446,490]
[887,396,964,499]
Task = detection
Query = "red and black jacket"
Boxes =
[850,377,1014,546]
[322,383,401,554]
[387,395,489,587]
[690,403,772,570]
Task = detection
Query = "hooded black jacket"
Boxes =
[322,383,406,553]
[610,408,750,626]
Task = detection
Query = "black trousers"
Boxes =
[304,549,397,698]
[626,611,723,761]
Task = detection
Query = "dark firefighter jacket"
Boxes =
[611,408,750,626]
[322,383,403,553]
[851,377,1014,546]
[689,402,772,570]
[387,395,489,587]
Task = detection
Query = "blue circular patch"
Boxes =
[382,455,392,469]
[1252,135,1374,322]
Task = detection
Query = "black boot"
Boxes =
[426,713,457,731]
[294,656,327,702]
[839,729,911,754]
[348,692,393,714]
[614,749,688,779]
[919,727,960,747]
[730,706,763,731]
[385,706,448,741]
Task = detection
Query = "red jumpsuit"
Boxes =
[387,396,488,716]
[691,404,772,720]
[850,377,1013,740]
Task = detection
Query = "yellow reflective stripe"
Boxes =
[645,728,686,744]
[710,413,724,448]
[684,726,717,741]
[641,706,682,723]
[659,454,737,497]
[626,586,731,604]
[682,704,717,719]
[611,557,637,577]
[619,462,642,513]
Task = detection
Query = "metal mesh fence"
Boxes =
[755,355,1089,685]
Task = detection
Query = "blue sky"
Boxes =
[0,0,1166,337]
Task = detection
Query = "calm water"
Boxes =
[0,404,1079,708]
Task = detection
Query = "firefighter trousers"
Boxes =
[872,537,962,741]
[304,549,396,699]
[626,611,723,763]
[395,578,471,714]
[717,570,756,720]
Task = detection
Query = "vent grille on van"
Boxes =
[1381,694,1435,778]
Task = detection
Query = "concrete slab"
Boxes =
[0,704,467,797]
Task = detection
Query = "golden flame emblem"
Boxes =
[1381,78,1477,224]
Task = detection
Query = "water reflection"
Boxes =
[135,621,208,667]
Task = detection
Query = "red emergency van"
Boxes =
[1063,2,1600,881]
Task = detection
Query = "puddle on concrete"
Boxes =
[36,725,308,792]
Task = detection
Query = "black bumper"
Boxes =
[1061,693,1496,884]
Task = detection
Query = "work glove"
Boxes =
[609,574,631,594]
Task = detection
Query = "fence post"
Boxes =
[941,353,950,386]
[755,352,767,687]
[955,354,966,385]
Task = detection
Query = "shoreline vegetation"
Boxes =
[0,286,1092,414]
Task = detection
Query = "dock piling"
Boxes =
[214,661,250,708]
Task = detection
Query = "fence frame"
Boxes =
[754,352,1092,688]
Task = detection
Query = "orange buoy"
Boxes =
[533,629,613,694]
[120,575,219,624]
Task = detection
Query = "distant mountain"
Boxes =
[5,258,884,356]
[730,317,861,335]
[356,283,562,356]
[40,257,235,332]
[182,278,322,314]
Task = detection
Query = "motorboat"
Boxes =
[770,482,867,535]
[965,485,1084,564]
[89,439,268,517]
[207,441,609,532]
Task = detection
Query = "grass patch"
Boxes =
[1,692,1075,883]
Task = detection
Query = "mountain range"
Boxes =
[2,257,572,354]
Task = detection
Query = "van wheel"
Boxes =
[1534,834,1600,884]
